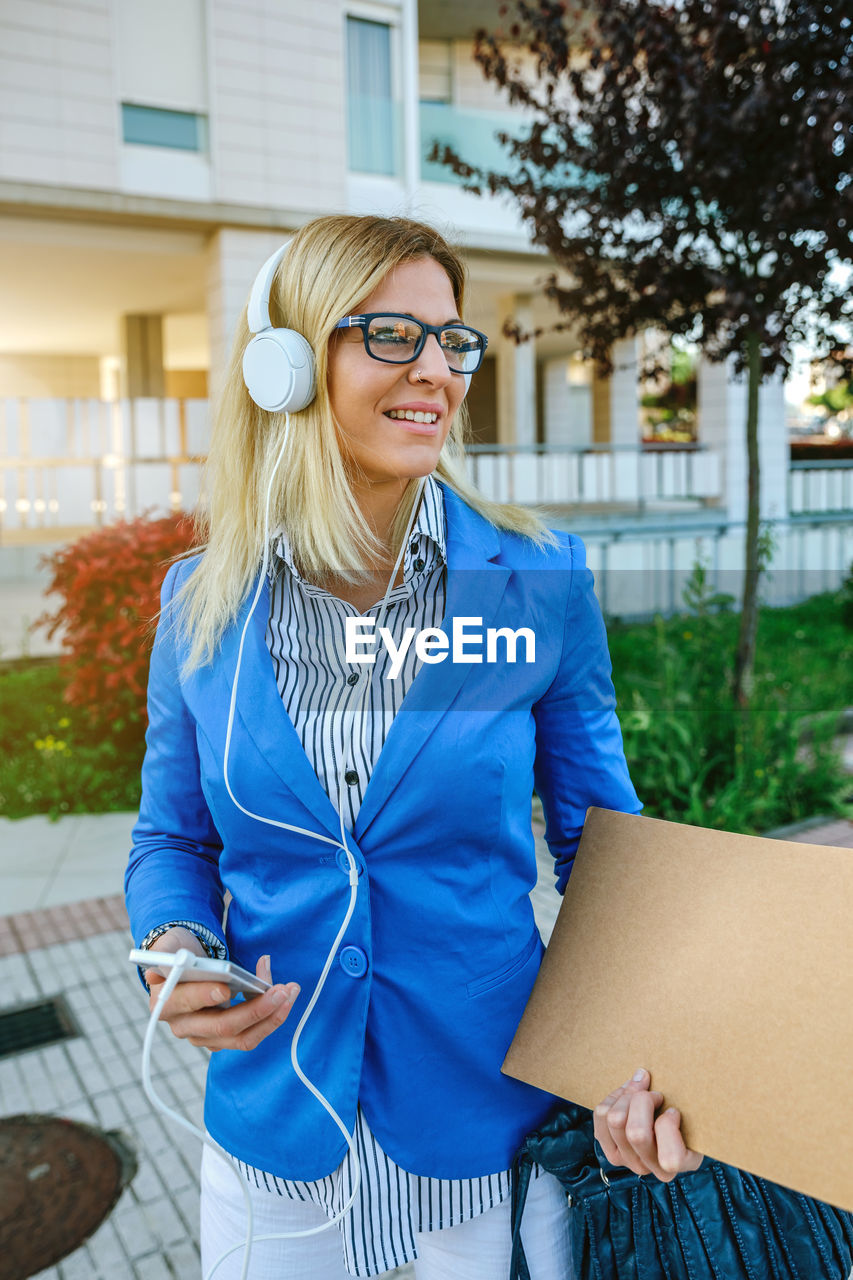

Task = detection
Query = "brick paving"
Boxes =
[0,896,128,957]
[0,920,206,1280]
[1,813,850,1278]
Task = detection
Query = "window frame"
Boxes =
[344,3,404,177]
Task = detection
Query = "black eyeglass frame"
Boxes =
[335,313,489,374]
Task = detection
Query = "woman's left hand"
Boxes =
[593,1068,704,1182]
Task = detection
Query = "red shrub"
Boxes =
[39,514,198,738]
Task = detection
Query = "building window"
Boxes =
[121,104,207,152]
[418,41,452,104]
[346,17,397,175]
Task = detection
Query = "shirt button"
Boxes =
[344,769,359,786]
[346,672,359,685]
[413,557,425,572]
[339,946,368,978]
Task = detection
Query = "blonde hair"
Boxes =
[179,214,554,669]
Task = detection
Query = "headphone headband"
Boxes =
[247,242,291,335]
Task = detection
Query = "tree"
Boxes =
[433,0,853,706]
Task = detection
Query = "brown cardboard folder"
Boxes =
[502,807,853,1211]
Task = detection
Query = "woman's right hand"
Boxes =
[144,927,300,1052]
[593,1068,704,1182]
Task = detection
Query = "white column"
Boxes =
[697,357,788,522]
[496,294,536,445]
[400,0,420,205]
[206,228,289,401]
[758,372,788,520]
[543,355,592,446]
[608,336,641,445]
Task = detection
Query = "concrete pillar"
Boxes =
[120,314,164,398]
[591,362,610,443]
[543,355,592,446]
[496,293,536,445]
[697,357,788,522]
[590,336,641,444]
[400,0,420,206]
[206,227,288,402]
[610,337,642,445]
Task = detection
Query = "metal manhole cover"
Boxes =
[0,1114,136,1278]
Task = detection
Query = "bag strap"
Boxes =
[509,1155,534,1280]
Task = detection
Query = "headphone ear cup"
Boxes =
[242,328,316,413]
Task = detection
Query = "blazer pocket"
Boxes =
[466,931,541,998]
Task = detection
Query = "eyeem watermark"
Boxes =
[345,616,536,679]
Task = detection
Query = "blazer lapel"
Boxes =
[354,487,510,843]
[190,576,344,843]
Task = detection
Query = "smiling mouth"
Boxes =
[385,409,440,424]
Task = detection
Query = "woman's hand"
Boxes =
[593,1068,704,1182]
[145,928,300,1052]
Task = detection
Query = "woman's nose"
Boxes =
[409,333,452,384]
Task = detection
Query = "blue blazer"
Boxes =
[125,485,641,1181]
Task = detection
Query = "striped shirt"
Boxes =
[151,477,540,1274]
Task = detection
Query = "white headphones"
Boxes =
[241,240,473,412]
[242,243,317,414]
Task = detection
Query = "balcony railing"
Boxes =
[465,443,721,509]
[576,511,852,620]
[0,397,208,543]
[3,399,852,545]
[789,457,853,516]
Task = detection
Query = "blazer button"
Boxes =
[413,557,425,572]
[339,946,368,978]
[336,847,363,877]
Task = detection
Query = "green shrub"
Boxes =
[0,663,143,818]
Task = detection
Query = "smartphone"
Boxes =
[128,948,272,997]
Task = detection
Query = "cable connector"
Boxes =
[153,947,193,1012]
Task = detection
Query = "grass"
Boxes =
[0,662,145,819]
[0,586,850,827]
[607,584,852,833]
[608,590,851,722]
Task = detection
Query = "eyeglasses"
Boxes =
[335,313,489,374]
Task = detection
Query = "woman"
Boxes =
[125,214,642,1279]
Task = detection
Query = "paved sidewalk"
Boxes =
[1,810,851,1279]
[1,811,136,916]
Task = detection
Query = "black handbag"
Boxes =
[510,1102,853,1280]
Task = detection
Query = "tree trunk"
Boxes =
[733,331,762,709]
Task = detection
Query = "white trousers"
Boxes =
[200,1144,573,1280]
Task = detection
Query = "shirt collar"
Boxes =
[404,474,446,570]
[272,474,446,584]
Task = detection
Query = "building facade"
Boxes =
[1,0,848,629]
